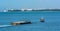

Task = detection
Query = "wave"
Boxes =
[0,25,12,28]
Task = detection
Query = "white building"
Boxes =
[21,9,25,11]
[4,10,7,12]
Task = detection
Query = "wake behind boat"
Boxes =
[0,25,12,28]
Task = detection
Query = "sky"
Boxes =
[0,0,60,11]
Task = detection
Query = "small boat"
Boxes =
[11,21,31,26]
[40,17,44,22]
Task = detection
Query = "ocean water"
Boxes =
[0,11,60,31]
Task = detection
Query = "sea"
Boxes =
[0,11,60,31]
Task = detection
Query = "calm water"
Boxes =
[0,11,60,31]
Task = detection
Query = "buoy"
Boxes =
[40,17,44,22]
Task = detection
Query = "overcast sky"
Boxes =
[0,0,60,10]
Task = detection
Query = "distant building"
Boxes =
[8,9,21,12]
[4,10,7,12]
[21,8,32,11]
[21,9,25,11]
[26,9,32,11]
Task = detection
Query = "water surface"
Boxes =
[0,11,60,31]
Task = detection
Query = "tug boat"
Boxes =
[11,21,31,26]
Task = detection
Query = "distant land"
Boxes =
[2,9,60,12]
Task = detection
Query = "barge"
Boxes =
[11,21,31,26]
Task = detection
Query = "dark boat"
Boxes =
[11,21,31,26]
